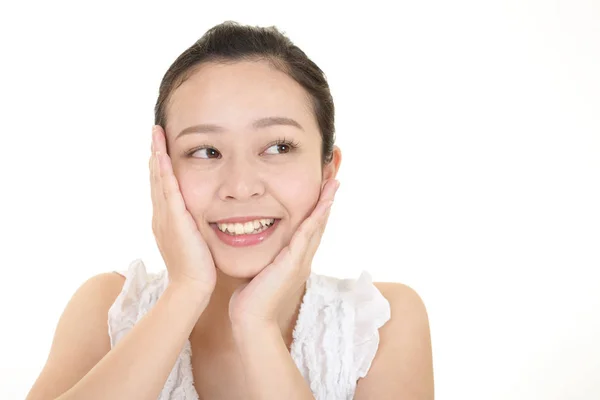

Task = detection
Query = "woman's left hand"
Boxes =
[228,179,340,328]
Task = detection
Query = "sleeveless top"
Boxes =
[107,259,391,400]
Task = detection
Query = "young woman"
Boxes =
[26,21,434,400]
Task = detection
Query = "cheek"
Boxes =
[174,159,323,225]
[176,170,214,217]
[272,166,322,223]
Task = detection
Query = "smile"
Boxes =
[216,218,275,236]
[210,217,281,247]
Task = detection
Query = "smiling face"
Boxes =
[164,60,339,278]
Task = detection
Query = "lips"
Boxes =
[210,218,281,247]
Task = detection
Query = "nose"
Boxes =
[218,157,265,201]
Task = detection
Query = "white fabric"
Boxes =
[107,259,391,400]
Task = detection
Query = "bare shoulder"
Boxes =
[26,272,125,400]
[374,280,420,299]
[374,281,429,320]
[68,271,126,304]
[373,282,431,363]
[354,281,434,400]
[78,271,126,300]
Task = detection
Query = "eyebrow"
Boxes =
[176,116,304,140]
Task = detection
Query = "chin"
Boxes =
[212,251,275,279]
[204,218,290,280]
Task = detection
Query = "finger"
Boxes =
[151,126,155,152]
[289,180,340,259]
[320,179,340,204]
[153,124,168,154]
[150,127,163,209]
[156,150,187,214]
[310,179,339,222]
[304,204,333,262]
[150,136,159,220]
[152,125,174,202]
[303,179,340,255]
[151,151,162,239]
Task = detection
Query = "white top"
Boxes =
[107,259,391,400]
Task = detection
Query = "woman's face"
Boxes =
[164,60,340,278]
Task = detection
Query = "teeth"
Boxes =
[235,223,244,235]
[217,218,275,235]
[243,221,254,233]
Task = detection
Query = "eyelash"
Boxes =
[266,138,301,153]
[185,138,301,159]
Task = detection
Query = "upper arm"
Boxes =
[354,283,434,400]
[26,272,125,400]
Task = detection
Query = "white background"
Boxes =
[1,1,599,399]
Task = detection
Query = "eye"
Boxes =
[263,139,299,155]
[189,147,221,159]
[264,143,291,155]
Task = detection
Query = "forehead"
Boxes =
[166,60,318,137]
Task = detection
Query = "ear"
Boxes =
[322,145,342,182]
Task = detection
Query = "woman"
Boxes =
[27,21,434,400]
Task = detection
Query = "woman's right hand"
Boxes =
[150,125,217,299]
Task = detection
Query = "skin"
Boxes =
[26,60,434,400]
[166,60,326,280]
[165,60,343,397]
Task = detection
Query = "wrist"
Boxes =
[167,280,213,309]
[232,318,280,346]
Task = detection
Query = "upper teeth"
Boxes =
[217,218,275,235]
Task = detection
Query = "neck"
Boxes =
[191,267,306,351]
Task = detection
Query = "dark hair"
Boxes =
[154,21,335,164]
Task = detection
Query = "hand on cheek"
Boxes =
[228,179,340,328]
